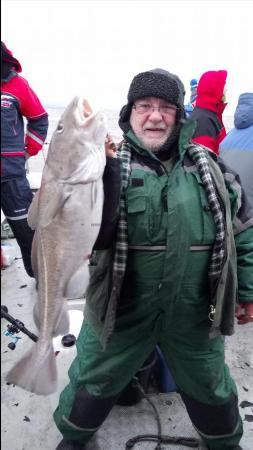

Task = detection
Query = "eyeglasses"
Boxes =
[133,103,178,116]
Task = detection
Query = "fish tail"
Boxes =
[6,342,57,395]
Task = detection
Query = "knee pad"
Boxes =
[180,390,239,436]
[68,387,119,429]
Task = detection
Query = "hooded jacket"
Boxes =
[220,92,253,211]
[1,42,48,180]
[190,70,227,155]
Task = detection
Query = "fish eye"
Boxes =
[56,123,64,133]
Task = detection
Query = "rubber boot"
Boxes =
[54,387,120,445]
[7,218,34,277]
[207,445,243,449]
[56,439,86,450]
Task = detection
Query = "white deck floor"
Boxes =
[1,238,253,450]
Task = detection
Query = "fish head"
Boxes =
[47,96,107,183]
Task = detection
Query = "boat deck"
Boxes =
[1,238,253,450]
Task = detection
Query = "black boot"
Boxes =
[56,439,86,450]
[208,446,243,450]
[7,218,35,277]
[55,388,118,450]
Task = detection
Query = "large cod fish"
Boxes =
[6,96,107,395]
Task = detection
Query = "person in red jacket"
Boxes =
[190,70,227,155]
[1,41,48,276]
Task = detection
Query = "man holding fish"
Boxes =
[53,69,253,450]
[6,67,252,449]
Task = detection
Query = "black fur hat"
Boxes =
[119,68,186,133]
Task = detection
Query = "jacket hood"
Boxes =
[195,70,227,113]
[234,92,253,129]
[1,41,22,73]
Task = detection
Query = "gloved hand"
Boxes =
[236,302,253,324]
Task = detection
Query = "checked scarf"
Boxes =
[187,144,226,272]
[102,142,132,346]
[112,142,132,278]
[187,144,226,304]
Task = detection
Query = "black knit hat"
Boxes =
[119,68,186,133]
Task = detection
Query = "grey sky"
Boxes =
[2,0,252,114]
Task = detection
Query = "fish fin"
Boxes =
[53,308,70,337]
[31,232,39,280]
[27,190,40,230]
[33,301,41,330]
[64,262,90,299]
[39,184,72,227]
[6,343,57,395]
[42,193,71,227]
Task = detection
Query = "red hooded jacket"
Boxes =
[1,42,48,179]
[190,70,227,155]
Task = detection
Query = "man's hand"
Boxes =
[236,302,253,324]
[105,134,117,158]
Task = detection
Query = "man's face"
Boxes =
[129,96,177,151]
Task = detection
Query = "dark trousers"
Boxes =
[1,177,34,277]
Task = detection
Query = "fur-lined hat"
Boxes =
[119,68,186,133]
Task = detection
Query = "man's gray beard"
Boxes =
[142,133,171,153]
[145,136,169,153]
[148,144,164,153]
[146,123,181,156]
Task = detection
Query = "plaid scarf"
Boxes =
[112,142,132,278]
[102,142,132,346]
[104,141,226,343]
[187,144,226,271]
[187,144,226,304]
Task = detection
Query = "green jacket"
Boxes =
[85,121,253,348]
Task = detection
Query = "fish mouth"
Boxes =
[75,97,97,125]
[72,96,107,141]
[79,97,93,117]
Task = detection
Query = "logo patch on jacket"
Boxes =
[1,94,13,108]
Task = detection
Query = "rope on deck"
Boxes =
[125,377,199,449]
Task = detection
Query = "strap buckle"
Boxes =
[208,305,216,322]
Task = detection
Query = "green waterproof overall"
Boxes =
[54,136,244,449]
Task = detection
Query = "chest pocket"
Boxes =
[126,173,168,245]
[127,192,148,243]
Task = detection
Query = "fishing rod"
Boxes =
[1,305,38,350]
[1,305,76,351]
